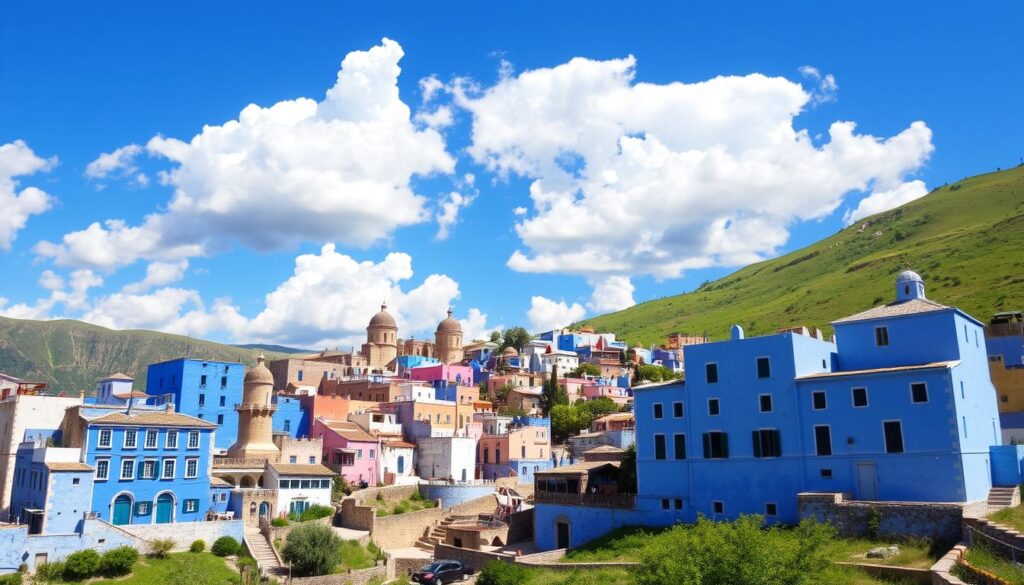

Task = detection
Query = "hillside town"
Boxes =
[0,271,1022,583]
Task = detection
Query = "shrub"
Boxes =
[98,546,139,577]
[237,555,258,572]
[33,561,65,583]
[148,538,176,559]
[280,523,342,576]
[293,504,334,523]
[63,549,101,580]
[189,539,206,553]
[477,560,531,585]
[211,536,241,557]
[0,574,22,585]
[866,507,883,540]
[271,516,290,527]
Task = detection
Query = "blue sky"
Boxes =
[1,1,1021,349]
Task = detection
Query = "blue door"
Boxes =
[156,493,173,524]
[112,495,132,525]
[397,455,405,474]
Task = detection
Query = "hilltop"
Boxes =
[0,316,299,394]
[580,165,1024,346]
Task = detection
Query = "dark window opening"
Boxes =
[712,501,724,514]
[702,432,729,459]
[673,402,684,418]
[852,387,868,408]
[884,421,904,454]
[875,327,889,346]
[757,357,771,379]
[814,426,832,456]
[706,363,718,384]
[812,391,826,410]
[674,434,686,460]
[654,435,667,460]
[911,383,928,403]
[653,403,664,419]
[708,399,720,416]
[752,429,781,458]
[759,395,772,413]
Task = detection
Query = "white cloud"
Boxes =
[0,140,57,251]
[513,206,528,216]
[435,191,474,240]
[37,38,455,270]
[0,269,102,319]
[527,296,586,333]
[799,65,838,106]
[587,275,635,313]
[122,260,190,294]
[454,55,932,279]
[420,75,445,103]
[844,180,929,225]
[415,106,455,129]
[459,307,501,342]
[82,288,246,336]
[84,144,148,186]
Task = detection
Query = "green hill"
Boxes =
[580,165,1024,346]
[0,316,299,394]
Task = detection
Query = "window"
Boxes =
[96,460,110,480]
[708,399,720,416]
[141,460,156,479]
[961,381,965,399]
[120,459,135,480]
[124,429,137,449]
[184,499,198,513]
[289,456,297,464]
[136,501,150,516]
[820,468,833,478]
[309,456,316,464]
[200,374,207,387]
[1003,395,1011,403]
[812,391,827,410]
[765,503,777,516]
[706,363,719,384]
[757,357,771,379]
[98,429,112,449]
[884,421,904,453]
[356,449,363,460]
[301,479,311,489]
[674,498,683,510]
[217,414,224,425]
[702,432,728,459]
[911,383,928,403]
[814,425,832,456]
[674,434,686,460]
[165,431,178,449]
[185,458,198,478]
[298,370,303,381]
[220,376,227,388]
[654,434,667,460]
[661,499,670,510]
[145,430,158,449]
[759,394,773,413]
[875,327,889,346]
[198,394,205,407]
[653,403,664,419]
[72,477,80,486]
[673,402,684,418]
[712,501,724,514]
[187,431,200,449]
[852,387,868,408]
[283,420,291,433]
[752,429,781,458]
[219,396,226,407]
[162,459,176,479]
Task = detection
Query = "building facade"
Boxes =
[146,358,244,452]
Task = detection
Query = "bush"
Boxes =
[0,574,22,585]
[63,549,101,580]
[271,516,290,527]
[189,539,206,553]
[292,504,334,523]
[477,560,531,585]
[280,523,342,576]
[98,546,139,577]
[237,555,258,573]
[148,538,175,559]
[33,561,65,583]
[211,536,241,557]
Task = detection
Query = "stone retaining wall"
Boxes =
[833,561,930,585]
[963,517,1024,562]
[798,492,967,544]
[387,554,428,582]
[352,484,418,504]
[371,504,445,549]
[434,542,514,569]
[289,565,386,585]
[507,508,533,545]
[339,498,375,531]
[117,519,244,552]
[514,548,639,571]
[929,543,969,585]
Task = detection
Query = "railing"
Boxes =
[965,523,1024,565]
[986,322,1024,338]
[533,491,635,508]
[232,488,278,498]
[234,402,277,412]
[214,457,268,468]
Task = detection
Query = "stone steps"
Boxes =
[987,486,1020,511]
[244,528,284,575]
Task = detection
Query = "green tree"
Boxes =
[281,523,342,576]
[571,363,601,378]
[540,364,569,415]
[635,364,682,384]
[489,330,502,343]
[578,396,619,419]
[617,444,637,493]
[500,326,533,353]
[550,404,592,443]
[493,382,517,407]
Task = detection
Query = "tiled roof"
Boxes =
[384,440,416,449]
[269,463,336,477]
[321,420,377,442]
[831,298,951,324]
[112,391,150,398]
[584,445,624,454]
[593,413,634,422]
[90,411,217,428]
[536,461,620,475]
[210,477,233,487]
[45,462,93,472]
[101,372,134,381]
[796,361,958,380]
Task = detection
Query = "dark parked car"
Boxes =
[411,560,474,584]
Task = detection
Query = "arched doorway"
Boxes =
[240,476,254,488]
[112,494,132,526]
[259,501,270,520]
[155,493,174,524]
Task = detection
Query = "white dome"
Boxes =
[896,270,923,283]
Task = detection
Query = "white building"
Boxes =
[394,382,440,403]
[348,409,402,437]
[266,462,334,516]
[416,436,476,482]
[532,350,579,374]
[377,440,416,485]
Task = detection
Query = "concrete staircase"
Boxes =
[415,515,458,553]
[987,486,1020,512]
[244,527,287,578]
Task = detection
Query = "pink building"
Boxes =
[559,377,587,403]
[409,363,474,386]
[312,418,379,485]
[581,383,631,406]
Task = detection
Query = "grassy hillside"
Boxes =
[581,165,1024,346]
[0,316,297,394]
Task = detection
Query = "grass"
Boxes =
[493,565,911,585]
[987,501,1024,533]
[559,525,670,563]
[581,165,1024,345]
[372,492,437,517]
[90,552,238,585]
[829,537,939,569]
[334,540,382,572]
[956,544,1024,584]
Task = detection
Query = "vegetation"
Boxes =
[32,561,66,583]
[62,549,101,581]
[374,491,437,516]
[271,516,290,527]
[550,404,591,442]
[280,523,343,576]
[98,546,140,577]
[211,536,241,557]
[479,563,902,585]
[986,501,1024,532]
[581,166,1024,345]
[147,539,175,559]
[576,396,620,419]
[477,560,532,585]
[956,543,1024,584]
[540,364,569,415]
[829,537,937,568]
[332,474,353,501]
[570,363,601,378]
[0,574,21,585]
[617,444,637,493]
[93,552,240,585]
[561,525,670,563]
[288,503,335,522]
[634,364,682,384]
[189,540,206,554]
[499,327,533,353]
[335,540,382,572]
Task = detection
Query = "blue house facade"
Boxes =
[146,359,244,452]
[9,441,94,535]
[272,395,309,438]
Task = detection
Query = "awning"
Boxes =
[334,447,357,454]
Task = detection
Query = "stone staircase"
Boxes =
[415,514,461,553]
[244,527,287,578]
[986,486,1020,512]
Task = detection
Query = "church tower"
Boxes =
[435,308,464,365]
[227,354,280,460]
[366,303,399,368]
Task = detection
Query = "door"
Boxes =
[155,493,174,524]
[259,501,270,519]
[556,521,570,549]
[112,495,132,525]
[856,463,878,500]
[397,455,405,474]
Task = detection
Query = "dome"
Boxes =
[502,346,519,357]
[245,354,274,384]
[896,270,923,283]
[369,303,397,329]
[436,308,462,333]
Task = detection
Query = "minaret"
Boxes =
[227,354,279,460]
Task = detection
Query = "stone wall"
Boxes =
[120,519,244,551]
[964,517,1024,561]
[434,542,514,569]
[930,543,969,585]
[339,498,375,531]
[447,494,498,516]
[798,492,967,544]
[387,554,428,582]
[351,484,418,504]
[506,509,534,545]
[289,565,386,585]
[833,562,930,585]
[514,548,639,571]
[446,523,509,549]
[371,504,445,549]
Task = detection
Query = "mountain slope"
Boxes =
[0,316,298,394]
[581,165,1024,346]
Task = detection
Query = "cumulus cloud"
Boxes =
[799,65,838,106]
[460,307,501,342]
[435,191,474,240]
[453,55,933,279]
[587,275,636,313]
[527,296,586,333]
[121,260,190,294]
[84,143,148,186]
[0,140,57,250]
[37,38,455,270]
[0,269,102,320]
[82,288,246,336]
[844,180,929,225]
[513,206,528,216]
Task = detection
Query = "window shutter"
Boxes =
[752,431,762,458]
[703,433,711,459]
[721,433,729,458]
[772,430,781,457]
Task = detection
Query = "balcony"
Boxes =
[533,491,635,508]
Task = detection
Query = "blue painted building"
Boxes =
[60,405,218,526]
[146,358,244,452]
[534,272,1003,549]
[9,438,94,535]
[272,394,309,438]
